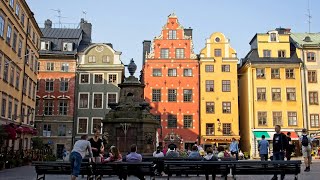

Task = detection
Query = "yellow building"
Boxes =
[238,28,303,158]
[199,32,239,147]
[291,33,320,135]
[0,0,42,150]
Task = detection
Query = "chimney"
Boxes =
[184,27,193,38]
[80,18,92,44]
[44,19,52,28]
[275,27,291,34]
[142,40,151,65]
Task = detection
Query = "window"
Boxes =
[154,115,161,124]
[206,102,214,113]
[152,89,161,102]
[6,23,12,44]
[44,100,53,115]
[107,93,117,105]
[13,100,18,120]
[28,80,32,97]
[183,89,192,102]
[309,92,318,105]
[222,65,230,72]
[36,61,40,73]
[258,112,267,126]
[88,56,96,63]
[94,74,103,84]
[18,40,22,57]
[308,71,317,83]
[9,66,14,85]
[270,33,277,41]
[102,56,110,63]
[59,100,68,115]
[285,69,294,79]
[271,68,280,79]
[223,123,231,135]
[36,80,39,92]
[257,88,266,101]
[152,69,162,77]
[168,115,177,128]
[222,102,231,113]
[45,79,54,92]
[286,88,296,101]
[168,68,177,77]
[80,74,89,84]
[272,88,281,101]
[21,12,25,25]
[60,78,69,92]
[46,62,54,71]
[79,93,89,108]
[273,112,282,126]
[214,49,221,57]
[206,80,214,92]
[160,48,169,59]
[278,50,285,58]
[8,98,12,119]
[263,50,271,57]
[40,41,50,50]
[256,68,265,78]
[307,52,316,62]
[12,31,17,51]
[222,80,231,92]
[206,124,214,135]
[175,48,185,59]
[0,15,4,37]
[15,3,20,16]
[108,74,117,83]
[93,93,103,109]
[9,0,14,8]
[30,55,34,71]
[61,63,69,72]
[78,118,88,134]
[168,89,177,102]
[310,114,319,128]
[58,124,66,136]
[62,42,73,51]
[15,69,20,89]
[3,59,9,82]
[288,112,297,126]
[183,115,193,128]
[205,65,214,72]
[43,124,51,137]
[183,69,192,77]
[23,76,27,93]
[168,30,177,39]
[1,95,7,117]
[92,118,102,133]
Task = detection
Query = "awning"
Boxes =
[281,131,299,140]
[253,131,270,139]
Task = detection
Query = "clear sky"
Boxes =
[26,0,320,76]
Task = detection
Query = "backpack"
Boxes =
[301,135,309,147]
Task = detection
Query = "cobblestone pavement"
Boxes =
[1,160,320,180]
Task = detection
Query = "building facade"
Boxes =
[238,28,303,158]
[35,19,91,158]
[76,43,124,140]
[199,32,239,147]
[142,14,199,150]
[0,0,41,150]
[291,33,320,136]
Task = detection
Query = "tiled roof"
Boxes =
[290,33,320,47]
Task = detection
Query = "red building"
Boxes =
[142,14,199,150]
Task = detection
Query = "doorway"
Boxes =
[56,144,65,159]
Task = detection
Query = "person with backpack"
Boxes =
[300,128,312,172]
[271,125,288,180]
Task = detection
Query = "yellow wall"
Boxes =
[257,32,291,58]
[199,32,239,145]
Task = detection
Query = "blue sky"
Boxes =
[27,0,320,75]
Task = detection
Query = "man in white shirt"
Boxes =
[300,128,312,172]
[70,135,93,180]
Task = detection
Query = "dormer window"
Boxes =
[40,41,51,50]
[88,56,96,63]
[63,42,73,51]
[168,30,177,39]
[102,55,110,63]
[269,32,278,42]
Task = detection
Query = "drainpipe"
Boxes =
[198,58,201,144]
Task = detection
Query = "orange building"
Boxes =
[142,13,199,150]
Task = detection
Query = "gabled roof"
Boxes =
[290,33,320,48]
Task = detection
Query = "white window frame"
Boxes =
[88,56,96,63]
[106,92,118,109]
[91,117,103,134]
[77,117,88,134]
[93,73,104,84]
[79,73,90,84]
[46,62,54,71]
[61,63,69,72]
[108,73,118,84]
[78,92,89,109]
[92,92,103,109]
[62,42,73,51]
[40,41,51,50]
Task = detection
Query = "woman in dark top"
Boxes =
[89,129,104,162]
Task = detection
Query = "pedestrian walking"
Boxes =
[271,125,288,180]
[258,135,269,161]
[229,138,239,160]
[300,128,312,172]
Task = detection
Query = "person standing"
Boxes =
[286,132,293,160]
[271,125,288,180]
[70,135,93,180]
[258,135,269,161]
[89,129,104,162]
[229,138,239,160]
[300,128,312,172]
